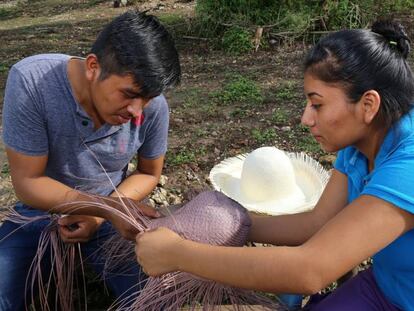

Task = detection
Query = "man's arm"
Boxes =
[6,147,160,240]
[112,154,164,200]
[248,169,349,246]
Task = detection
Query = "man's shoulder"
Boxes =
[12,53,71,73]
[145,94,168,115]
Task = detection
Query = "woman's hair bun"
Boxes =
[371,20,410,58]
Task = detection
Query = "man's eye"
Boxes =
[311,103,321,110]
[123,92,137,99]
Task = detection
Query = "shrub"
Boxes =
[222,27,253,55]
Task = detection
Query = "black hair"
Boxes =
[91,10,181,98]
[304,20,414,128]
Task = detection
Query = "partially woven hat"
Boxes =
[209,146,330,215]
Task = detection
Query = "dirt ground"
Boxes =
[1,1,414,309]
[0,0,333,209]
[1,1,414,206]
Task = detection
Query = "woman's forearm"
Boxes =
[248,211,322,246]
[175,240,317,294]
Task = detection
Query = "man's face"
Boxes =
[89,71,151,126]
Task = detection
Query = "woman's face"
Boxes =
[301,73,368,153]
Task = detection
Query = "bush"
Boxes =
[195,0,414,42]
[222,27,253,55]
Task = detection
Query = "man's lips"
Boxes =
[117,114,132,123]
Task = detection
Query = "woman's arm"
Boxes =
[136,194,414,294]
[248,169,349,246]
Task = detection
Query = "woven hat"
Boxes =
[209,146,330,216]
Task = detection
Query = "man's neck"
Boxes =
[67,58,104,129]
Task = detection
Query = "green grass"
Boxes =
[251,128,277,145]
[271,108,290,124]
[213,74,263,106]
[181,88,202,109]
[297,135,321,154]
[0,6,20,20]
[275,82,297,102]
[168,149,196,166]
[158,13,186,25]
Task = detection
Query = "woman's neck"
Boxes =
[355,126,388,172]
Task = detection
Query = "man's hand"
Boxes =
[135,227,184,276]
[106,201,161,241]
[58,215,104,243]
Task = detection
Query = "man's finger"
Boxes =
[139,204,161,218]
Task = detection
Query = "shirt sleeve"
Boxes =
[333,149,346,174]
[2,66,49,156]
[138,95,169,159]
[362,148,414,214]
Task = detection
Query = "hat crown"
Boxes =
[240,147,304,202]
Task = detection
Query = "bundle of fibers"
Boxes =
[0,191,285,311]
[105,191,285,311]
[0,210,86,311]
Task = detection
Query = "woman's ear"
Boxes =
[360,90,381,124]
[85,54,100,81]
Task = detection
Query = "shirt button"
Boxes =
[81,120,88,126]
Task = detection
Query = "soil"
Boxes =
[1,1,414,204]
[1,1,414,309]
[1,0,414,209]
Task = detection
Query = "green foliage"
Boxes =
[0,63,9,74]
[251,128,277,145]
[195,0,414,41]
[222,27,253,55]
[0,6,20,20]
[231,107,248,118]
[297,135,321,154]
[169,149,196,166]
[271,108,289,124]
[1,162,10,177]
[214,75,263,106]
[275,82,297,102]
[158,13,186,25]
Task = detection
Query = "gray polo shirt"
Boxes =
[2,54,169,196]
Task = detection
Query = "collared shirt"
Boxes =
[2,54,169,196]
[335,108,414,310]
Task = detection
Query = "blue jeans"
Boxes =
[0,203,146,311]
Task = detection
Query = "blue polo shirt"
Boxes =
[335,109,414,310]
[2,54,169,196]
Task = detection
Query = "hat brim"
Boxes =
[209,152,330,216]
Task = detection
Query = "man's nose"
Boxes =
[127,98,148,117]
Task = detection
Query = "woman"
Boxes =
[135,20,414,310]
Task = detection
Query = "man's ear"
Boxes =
[85,54,100,81]
[360,90,381,124]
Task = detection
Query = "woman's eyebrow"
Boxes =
[307,92,323,98]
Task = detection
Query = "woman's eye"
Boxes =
[311,103,321,110]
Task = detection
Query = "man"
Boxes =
[0,10,180,310]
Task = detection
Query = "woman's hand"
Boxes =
[58,215,104,243]
[135,227,185,276]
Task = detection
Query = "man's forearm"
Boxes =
[13,175,137,219]
[111,171,158,201]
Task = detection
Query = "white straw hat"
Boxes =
[209,146,330,216]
